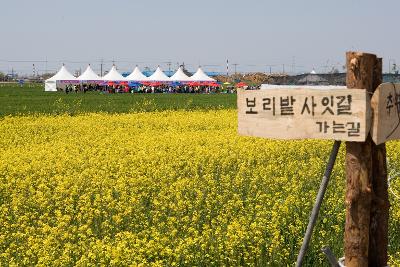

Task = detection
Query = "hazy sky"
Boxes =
[1,0,399,75]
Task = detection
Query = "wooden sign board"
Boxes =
[238,88,370,141]
[371,83,400,145]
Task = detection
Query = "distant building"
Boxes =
[297,74,329,85]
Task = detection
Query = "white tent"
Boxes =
[125,66,148,81]
[190,67,216,82]
[170,67,191,82]
[102,65,126,81]
[45,65,77,92]
[78,64,101,82]
[147,66,170,82]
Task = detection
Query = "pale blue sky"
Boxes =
[1,0,399,75]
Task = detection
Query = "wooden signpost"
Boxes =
[238,51,391,267]
[238,88,370,141]
[371,82,400,145]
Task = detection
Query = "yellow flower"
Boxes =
[0,111,399,265]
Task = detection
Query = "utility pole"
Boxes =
[100,58,103,77]
[233,63,239,75]
[323,59,330,73]
[388,58,394,74]
[388,59,397,74]
[291,56,296,74]
[265,65,273,74]
[167,61,172,74]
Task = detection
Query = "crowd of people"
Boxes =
[63,84,237,94]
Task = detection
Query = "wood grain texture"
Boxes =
[237,88,370,141]
[371,83,400,145]
[369,57,389,267]
[345,51,376,267]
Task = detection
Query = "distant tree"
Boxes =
[0,72,4,81]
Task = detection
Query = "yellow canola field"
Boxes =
[0,110,399,266]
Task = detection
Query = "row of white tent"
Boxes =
[45,65,216,91]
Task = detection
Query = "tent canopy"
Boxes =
[147,66,170,82]
[236,82,247,87]
[126,66,148,81]
[102,65,126,81]
[170,67,191,82]
[45,64,222,91]
[46,65,77,82]
[78,65,101,81]
[45,65,77,92]
[190,67,216,82]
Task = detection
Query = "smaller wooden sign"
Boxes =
[238,88,370,141]
[371,83,400,145]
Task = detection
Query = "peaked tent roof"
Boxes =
[45,65,77,91]
[78,65,101,81]
[170,67,191,82]
[190,67,216,82]
[147,66,170,81]
[46,65,77,81]
[126,66,148,81]
[102,65,126,81]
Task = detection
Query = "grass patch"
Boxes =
[0,83,237,116]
